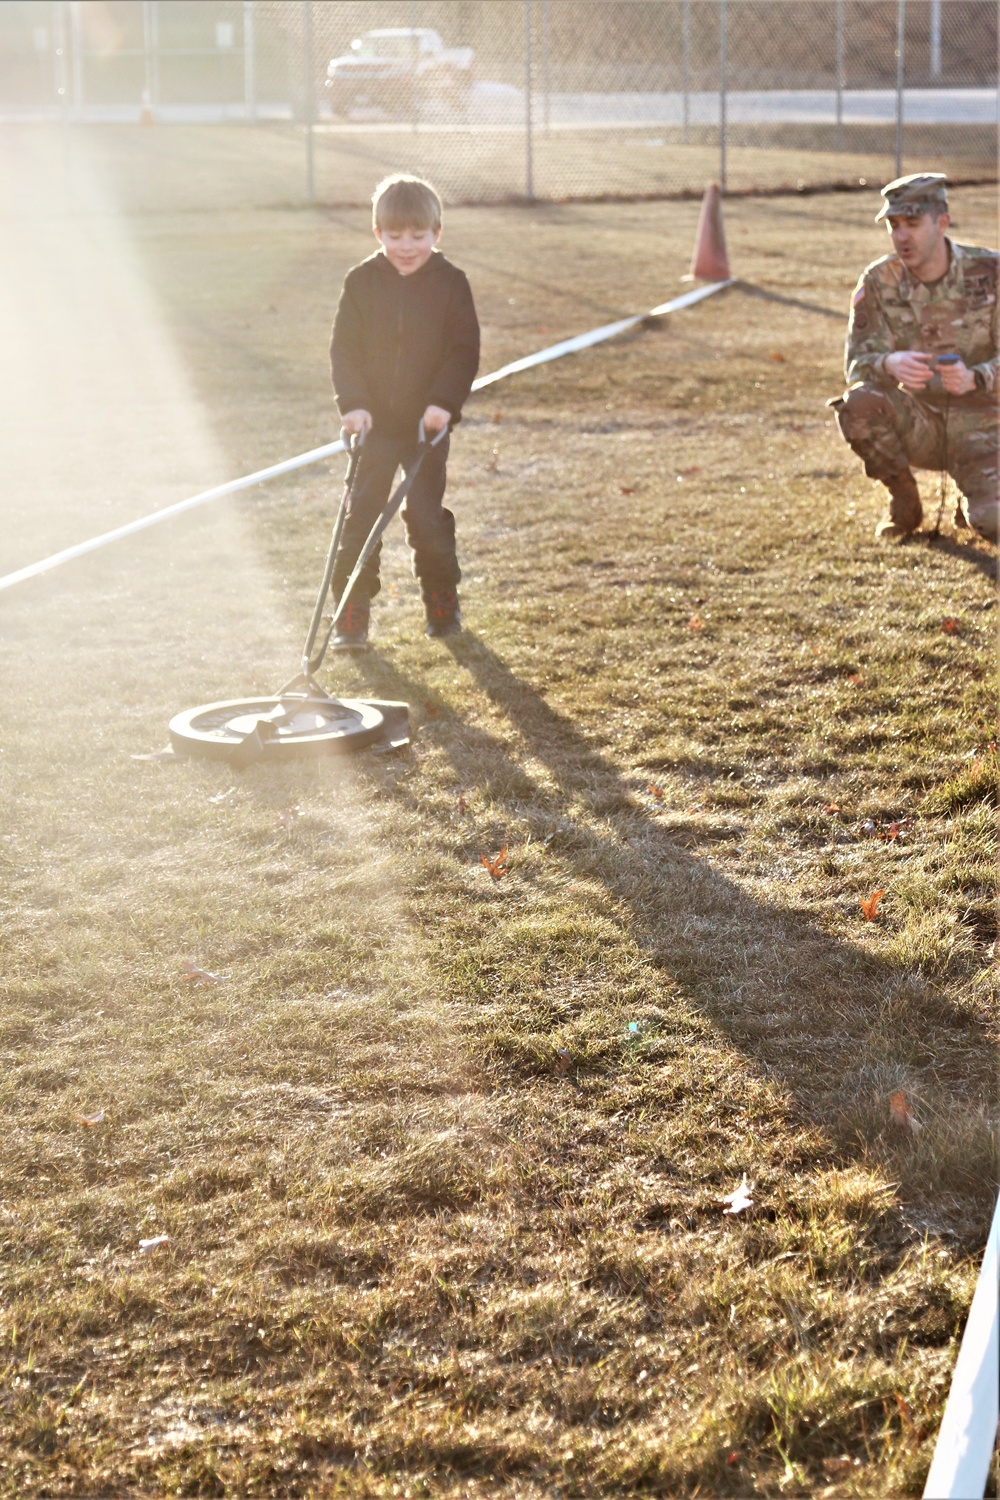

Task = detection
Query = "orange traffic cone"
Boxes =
[686,183,731,281]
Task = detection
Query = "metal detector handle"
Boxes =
[300,429,365,675]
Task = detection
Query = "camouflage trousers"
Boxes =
[832,381,999,541]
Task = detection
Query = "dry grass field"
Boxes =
[0,129,997,1497]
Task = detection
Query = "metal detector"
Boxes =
[167,422,448,769]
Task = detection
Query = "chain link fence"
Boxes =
[0,1,995,212]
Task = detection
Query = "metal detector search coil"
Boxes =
[168,692,410,770]
[165,424,447,768]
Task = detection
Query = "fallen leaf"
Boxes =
[139,1235,170,1254]
[848,672,864,686]
[181,960,224,985]
[677,465,701,477]
[941,617,960,635]
[889,1090,921,1136]
[823,802,841,814]
[877,818,913,842]
[76,1109,105,1127]
[687,612,705,632]
[555,1047,571,1075]
[455,794,469,817]
[822,1457,856,1475]
[860,888,887,922]
[481,846,509,881]
[648,783,665,803]
[722,1174,754,1215]
[273,807,299,829]
[726,1452,741,1466]
[619,484,636,496]
[492,411,502,424]
[894,1392,915,1430]
[768,350,787,363]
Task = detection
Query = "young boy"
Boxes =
[329,174,480,646]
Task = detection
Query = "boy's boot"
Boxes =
[874,469,922,539]
[423,586,462,638]
[330,594,370,651]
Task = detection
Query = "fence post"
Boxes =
[718,0,727,192]
[303,0,315,203]
[243,0,256,121]
[930,0,942,77]
[408,0,419,135]
[895,0,905,177]
[524,0,534,201]
[70,0,84,112]
[54,0,70,118]
[542,0,550,136]
[140,0,156,120]
[835,0,844,151]
[682,0,690,144]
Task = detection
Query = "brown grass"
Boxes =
[0,132,997,1498]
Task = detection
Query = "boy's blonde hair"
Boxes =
[372,174,443,233]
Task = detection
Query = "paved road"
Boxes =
[4,85,996,129]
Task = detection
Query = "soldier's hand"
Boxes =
[884,350,934,390]
[939,358,976,396]
[342,409,373,437]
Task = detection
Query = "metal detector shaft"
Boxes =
[300,430,363,674]
[328,421,449,636]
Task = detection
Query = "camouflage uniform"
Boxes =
[832,179,999,542]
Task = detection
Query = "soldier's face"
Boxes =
[887,211,950,275]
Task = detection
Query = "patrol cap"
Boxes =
[875,172,949,221]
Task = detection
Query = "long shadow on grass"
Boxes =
[924,532,998,582]
[734,282,843,321]
[346,633,994,1170]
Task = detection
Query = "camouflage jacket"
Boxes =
[845,239,999,406]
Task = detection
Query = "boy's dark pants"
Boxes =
[331,428,460,604]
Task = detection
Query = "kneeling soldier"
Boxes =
[831,173,998,543]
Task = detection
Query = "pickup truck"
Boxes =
[325,29,474,117]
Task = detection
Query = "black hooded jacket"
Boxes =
[330,250,480,436]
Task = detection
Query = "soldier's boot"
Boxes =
[423,586,462,638]
[874,469,923,539]
[330,594,370,651]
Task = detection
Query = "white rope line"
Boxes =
[471,280,731,389]
[923,1187,1000,1500]
[0,279,732,595]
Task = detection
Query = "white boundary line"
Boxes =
[923,1188,1000,1500]
[0,280,731,596]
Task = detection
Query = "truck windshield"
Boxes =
[354,36,420,59]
